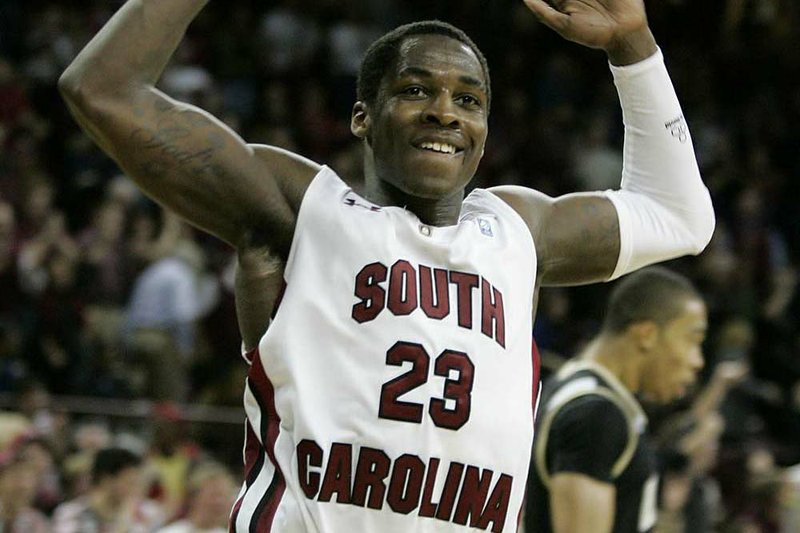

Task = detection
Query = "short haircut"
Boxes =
[357,20,491,112]
[602,267,701,334]
[91,447,141,484]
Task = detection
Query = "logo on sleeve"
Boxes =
[477,218,493,237]
[665,115,688,144]
[344,195,381,212]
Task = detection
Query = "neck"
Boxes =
[362,156,464,227]
[581,334,643,394]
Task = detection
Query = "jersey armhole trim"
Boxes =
[535,389,641,489]
[283,165,343,279]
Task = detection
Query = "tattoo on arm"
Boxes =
[131,100,219,178]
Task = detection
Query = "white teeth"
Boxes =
[419,141,456,154]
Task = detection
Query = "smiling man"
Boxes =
[58,0,714,531]
[526,267,708,533]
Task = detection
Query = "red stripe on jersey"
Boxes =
[243,421,264,485]
[531,339,542,422]
[229,400,268,531]
[229,494,243,533]
[517,338,542,530]
[246,348,286,531]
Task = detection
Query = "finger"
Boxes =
[522,0,571,31]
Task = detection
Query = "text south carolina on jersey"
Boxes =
[297,438,514,532]
[352,260,506,348]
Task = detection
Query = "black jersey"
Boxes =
[525,360,659,533]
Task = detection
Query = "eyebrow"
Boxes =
[397,66,486,91]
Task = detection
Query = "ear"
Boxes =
[351,101,372,142]
[629,321,660,352]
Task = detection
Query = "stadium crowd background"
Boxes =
[0,0,799,530]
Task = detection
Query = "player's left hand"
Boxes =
[522,0,657,63]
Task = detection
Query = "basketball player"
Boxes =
[525,267,707,533]
[59,0,715,531]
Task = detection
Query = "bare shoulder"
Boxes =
[487,185,555,237]
[250,144,322,213]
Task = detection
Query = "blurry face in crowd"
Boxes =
[0,460,39,506]
[640,298,707,403]
[95,202,126,242]
[24,182,55,223]
[192,474,236,525]
[107,466,144,505]
[17,441,53,478]
[353,34,489,201]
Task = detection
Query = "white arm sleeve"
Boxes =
[604,48,715,280]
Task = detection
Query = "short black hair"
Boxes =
[91,447,141,484]
[602,267,701,334]
[357,20,491,112]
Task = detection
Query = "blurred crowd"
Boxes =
[0,0,799,531]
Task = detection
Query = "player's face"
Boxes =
[642,298,707,403]
[354,34,489,199]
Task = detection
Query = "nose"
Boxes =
[423,92,459,128]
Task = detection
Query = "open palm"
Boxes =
[523,0,648,50]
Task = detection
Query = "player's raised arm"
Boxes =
[491,0,715,286]
[58,0,317,257]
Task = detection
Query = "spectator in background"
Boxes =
[14,183,84,394]
[78,197,137,396]
[13,434,64,515]
[52,446,163,533]
[157,461,235,533]
[735,442,784,532]
[0,200,27,393]
[326,2,383,116]
[782,458,800,533]
[32,241,90,393]
[0,453,49,533]
[145,404,202,522]
[61,420,113,500]
[656,360,748,532]
[258,0,321,80]
[78,199,130,311]
[124,210,219,401]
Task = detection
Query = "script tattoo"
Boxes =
[130,99,224,180]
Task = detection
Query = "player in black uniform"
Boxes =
[526,267,707,533]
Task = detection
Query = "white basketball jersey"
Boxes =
[231,167,540,532]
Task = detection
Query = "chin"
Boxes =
[405,158,474,194]
[391,172,461,200]
[407,179,458,199]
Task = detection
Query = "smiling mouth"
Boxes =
[414,141,463,155]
